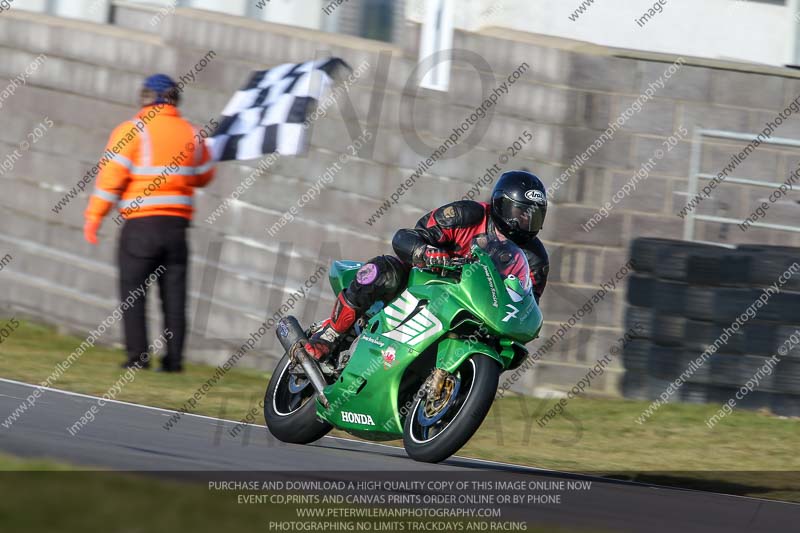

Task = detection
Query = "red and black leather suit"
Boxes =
[305,200,549,359]
[343,200,549,314]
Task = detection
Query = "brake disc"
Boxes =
[417,374,461,427]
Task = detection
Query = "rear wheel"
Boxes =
[264,353,331,444]
[403,354,500,463]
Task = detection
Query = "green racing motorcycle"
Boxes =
[264,234,543,463]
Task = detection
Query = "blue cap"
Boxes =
[143,74,178,104]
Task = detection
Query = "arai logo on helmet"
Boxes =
[341,411,375,426]
[525,189,546,203]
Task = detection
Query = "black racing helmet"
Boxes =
[490,170,547,243]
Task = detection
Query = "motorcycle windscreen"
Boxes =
[473,235,532,297]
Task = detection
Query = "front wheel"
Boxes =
[403,354,500,463]
[264,353,331,444]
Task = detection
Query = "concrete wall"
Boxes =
[1,5,799,396]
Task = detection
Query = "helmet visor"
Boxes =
[498,197,546,234]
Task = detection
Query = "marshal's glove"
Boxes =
[84,218,101,245]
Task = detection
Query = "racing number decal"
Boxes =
[502,304,519,322]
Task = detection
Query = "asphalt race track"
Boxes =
[0,377,797,532]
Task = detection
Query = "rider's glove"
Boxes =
[415,246,452,269]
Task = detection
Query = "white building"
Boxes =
[407,0,800,67]
[10,0,800,66]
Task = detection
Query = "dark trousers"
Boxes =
[118,216,189,369]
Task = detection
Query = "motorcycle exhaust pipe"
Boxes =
[276,316,330,408]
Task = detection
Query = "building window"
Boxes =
[360,0,395,42]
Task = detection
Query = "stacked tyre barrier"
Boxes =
[622,238,800,417]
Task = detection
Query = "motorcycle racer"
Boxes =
[304,170,550,361]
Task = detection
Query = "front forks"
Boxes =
[428,368,449,400]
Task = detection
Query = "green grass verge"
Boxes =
[1,321,798,502]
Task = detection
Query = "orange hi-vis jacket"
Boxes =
[85,105,215,223]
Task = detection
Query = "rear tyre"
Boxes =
[403,354,500,463]
[264,353,332,444]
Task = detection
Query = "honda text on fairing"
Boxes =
[264,234,543,463]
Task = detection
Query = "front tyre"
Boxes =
[403,354,500,463]
[264,353,331,444]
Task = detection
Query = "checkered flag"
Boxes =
[207,57,351,162]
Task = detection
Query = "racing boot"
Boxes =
[304,292,358,362]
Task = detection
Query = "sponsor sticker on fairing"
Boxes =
[382,346,396,369]
[341,411,375,425]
